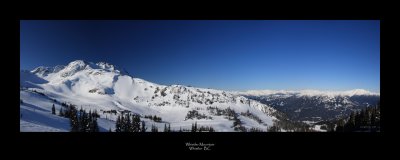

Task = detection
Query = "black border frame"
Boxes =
[8,4,395,154]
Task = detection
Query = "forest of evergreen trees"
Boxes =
[185,110,212,120]
[115,113,144,132]
[334,103,380,132]
[59,103,100,132]
[144,115,162,122]
[190,122,215,132]
[266,110,313,132]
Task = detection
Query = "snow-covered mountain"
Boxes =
[20,60,279,132]
[240,89,380,123]
[243,89,379,97]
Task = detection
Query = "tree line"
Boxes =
[59,104,100,132]
[144,115,162,122]
[115,113,145,132]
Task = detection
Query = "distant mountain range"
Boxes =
[240,89,380,123]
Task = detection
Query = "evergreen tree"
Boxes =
[124,114,131,132]
[335,119,345,132]
[268,125,281,132]
[88,110,93,132]
[89,110,99,132]
[131,114,141,132]
[364,109,371,129]
[209,126,215,132]
[59,107,64,117]
[141,121,147,132]
[327,122,335,132]
[92,110,99,118]
[344,112,355,132]
[162,123,171,132]
[69,105,79,132]
[191,122,197,132]
[92,118,99,132]
[151,124,158,132]
[355,111,361,130]
[120,115,125,132]
[115,115,122,132]
[79,110,90,132]
[232,113,241,127]
[164,123,168,132]
[51,104,56,115]
[375,103,381,131]
[370,107,378,132]
[64,105,71,118]
[78,107,84,131]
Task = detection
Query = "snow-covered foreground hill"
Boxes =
[20,60,280,132]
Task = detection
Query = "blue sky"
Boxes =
[20,20,380,92]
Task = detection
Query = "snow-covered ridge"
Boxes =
[21,60,280,132]
[31,65,65,77]
[242,89,380,97]
[31,60,128,79]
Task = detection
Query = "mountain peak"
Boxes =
[94,61,130,75]
[342,89,379,96]
[66,60,89,68]
[30,60,131,78]
[96,61,115,71]
[59,60,92,77]
[31,66,50,73]
[31,66,53,77]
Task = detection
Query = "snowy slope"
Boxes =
[20,60,279,132]
[20,90,70,132]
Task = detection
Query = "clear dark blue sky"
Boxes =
[20,20,380,92]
